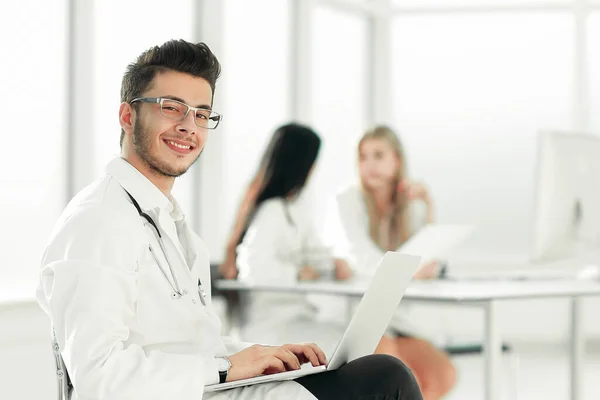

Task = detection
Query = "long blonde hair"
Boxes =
[358,126,410,251]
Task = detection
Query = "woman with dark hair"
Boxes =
[236,123,352,355]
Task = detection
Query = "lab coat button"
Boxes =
[192,299,197,304]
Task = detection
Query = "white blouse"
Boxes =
[323,185,429,337]
[325,185,427,274]
[236,197,345,356]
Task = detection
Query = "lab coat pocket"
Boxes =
[135,262,194,338]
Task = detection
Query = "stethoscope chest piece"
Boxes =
[171,289,188,300]
[125,190,206,306]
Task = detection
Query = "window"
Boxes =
[590,12,600,133]
[391,12,573,253]
[211,0,292,257]
[0,0,68,292]
[309,5,369,227]
[393,0,571,7]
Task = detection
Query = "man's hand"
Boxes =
[281,343,328,367]
[225,343,327,382]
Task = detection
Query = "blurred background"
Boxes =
[2,0,600,398]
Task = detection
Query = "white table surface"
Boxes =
[215,278,600,301]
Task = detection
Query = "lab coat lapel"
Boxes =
[157,210,184,257]
[152,210,194,286]
[178,219,212,298]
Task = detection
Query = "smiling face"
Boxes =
[120,70,213,181]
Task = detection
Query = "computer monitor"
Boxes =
[531,131,600,262]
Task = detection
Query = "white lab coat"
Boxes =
[236,198,345,357]
[36,158,317,400]
[323,185,428,338]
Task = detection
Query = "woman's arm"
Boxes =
[220,171,264,279]
[304,199,354,281]
[399,180,439,279]
[236,201,299,284]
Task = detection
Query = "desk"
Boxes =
[0,287,37,310]
[215,278,600,400]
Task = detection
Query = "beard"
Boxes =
[132,120,201,178]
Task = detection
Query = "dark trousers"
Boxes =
[295,354,423,400]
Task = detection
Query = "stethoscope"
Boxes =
[125,190,207,305]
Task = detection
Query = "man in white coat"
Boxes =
[36,39,423,400]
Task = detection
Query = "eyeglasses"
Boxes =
[130,97,222,129]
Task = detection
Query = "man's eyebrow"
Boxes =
[161,95,212,110]
[161,95,186,103]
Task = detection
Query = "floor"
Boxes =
[1,301,598,399]
[2,339,599,399]
[445,344,600,400]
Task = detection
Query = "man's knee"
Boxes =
[368,354,418,385]
[354,354,422,399]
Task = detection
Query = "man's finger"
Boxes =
[290,344,320,366]
[283,348,302,370]
[274,347,301,370]
[262,356,286,375]
[305,343,328,365]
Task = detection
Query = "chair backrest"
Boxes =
[51,328,73,400]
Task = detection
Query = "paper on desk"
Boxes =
[398,224,474,261]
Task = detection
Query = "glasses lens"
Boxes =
[160,99,186,120]
[195,109,221,129]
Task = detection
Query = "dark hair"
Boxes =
[119,39,221,147]
[256,123,321,205]
[238,123,321,244]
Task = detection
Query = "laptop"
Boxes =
[204,251,421,393]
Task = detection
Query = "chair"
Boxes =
[443,342,519,399]
[210,263,243,336]
[51,328,73,400]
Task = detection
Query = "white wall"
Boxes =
[590,12,600,133]
[0,303,55,400]
[391,11,574,257]
[307,5,369,227]
[0,0,68,296]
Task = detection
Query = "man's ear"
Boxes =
[119,102,135,135]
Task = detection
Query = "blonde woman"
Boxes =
[325,126,455,400]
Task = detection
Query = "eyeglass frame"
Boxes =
[130,97,222,129]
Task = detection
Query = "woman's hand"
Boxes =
[221,170,265,281]
[398,179,435,223]
[298,266,320,281]
[333,258,353,281]
[219,249,239,279]
[413,260,440,280]
[398,179,431,203]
